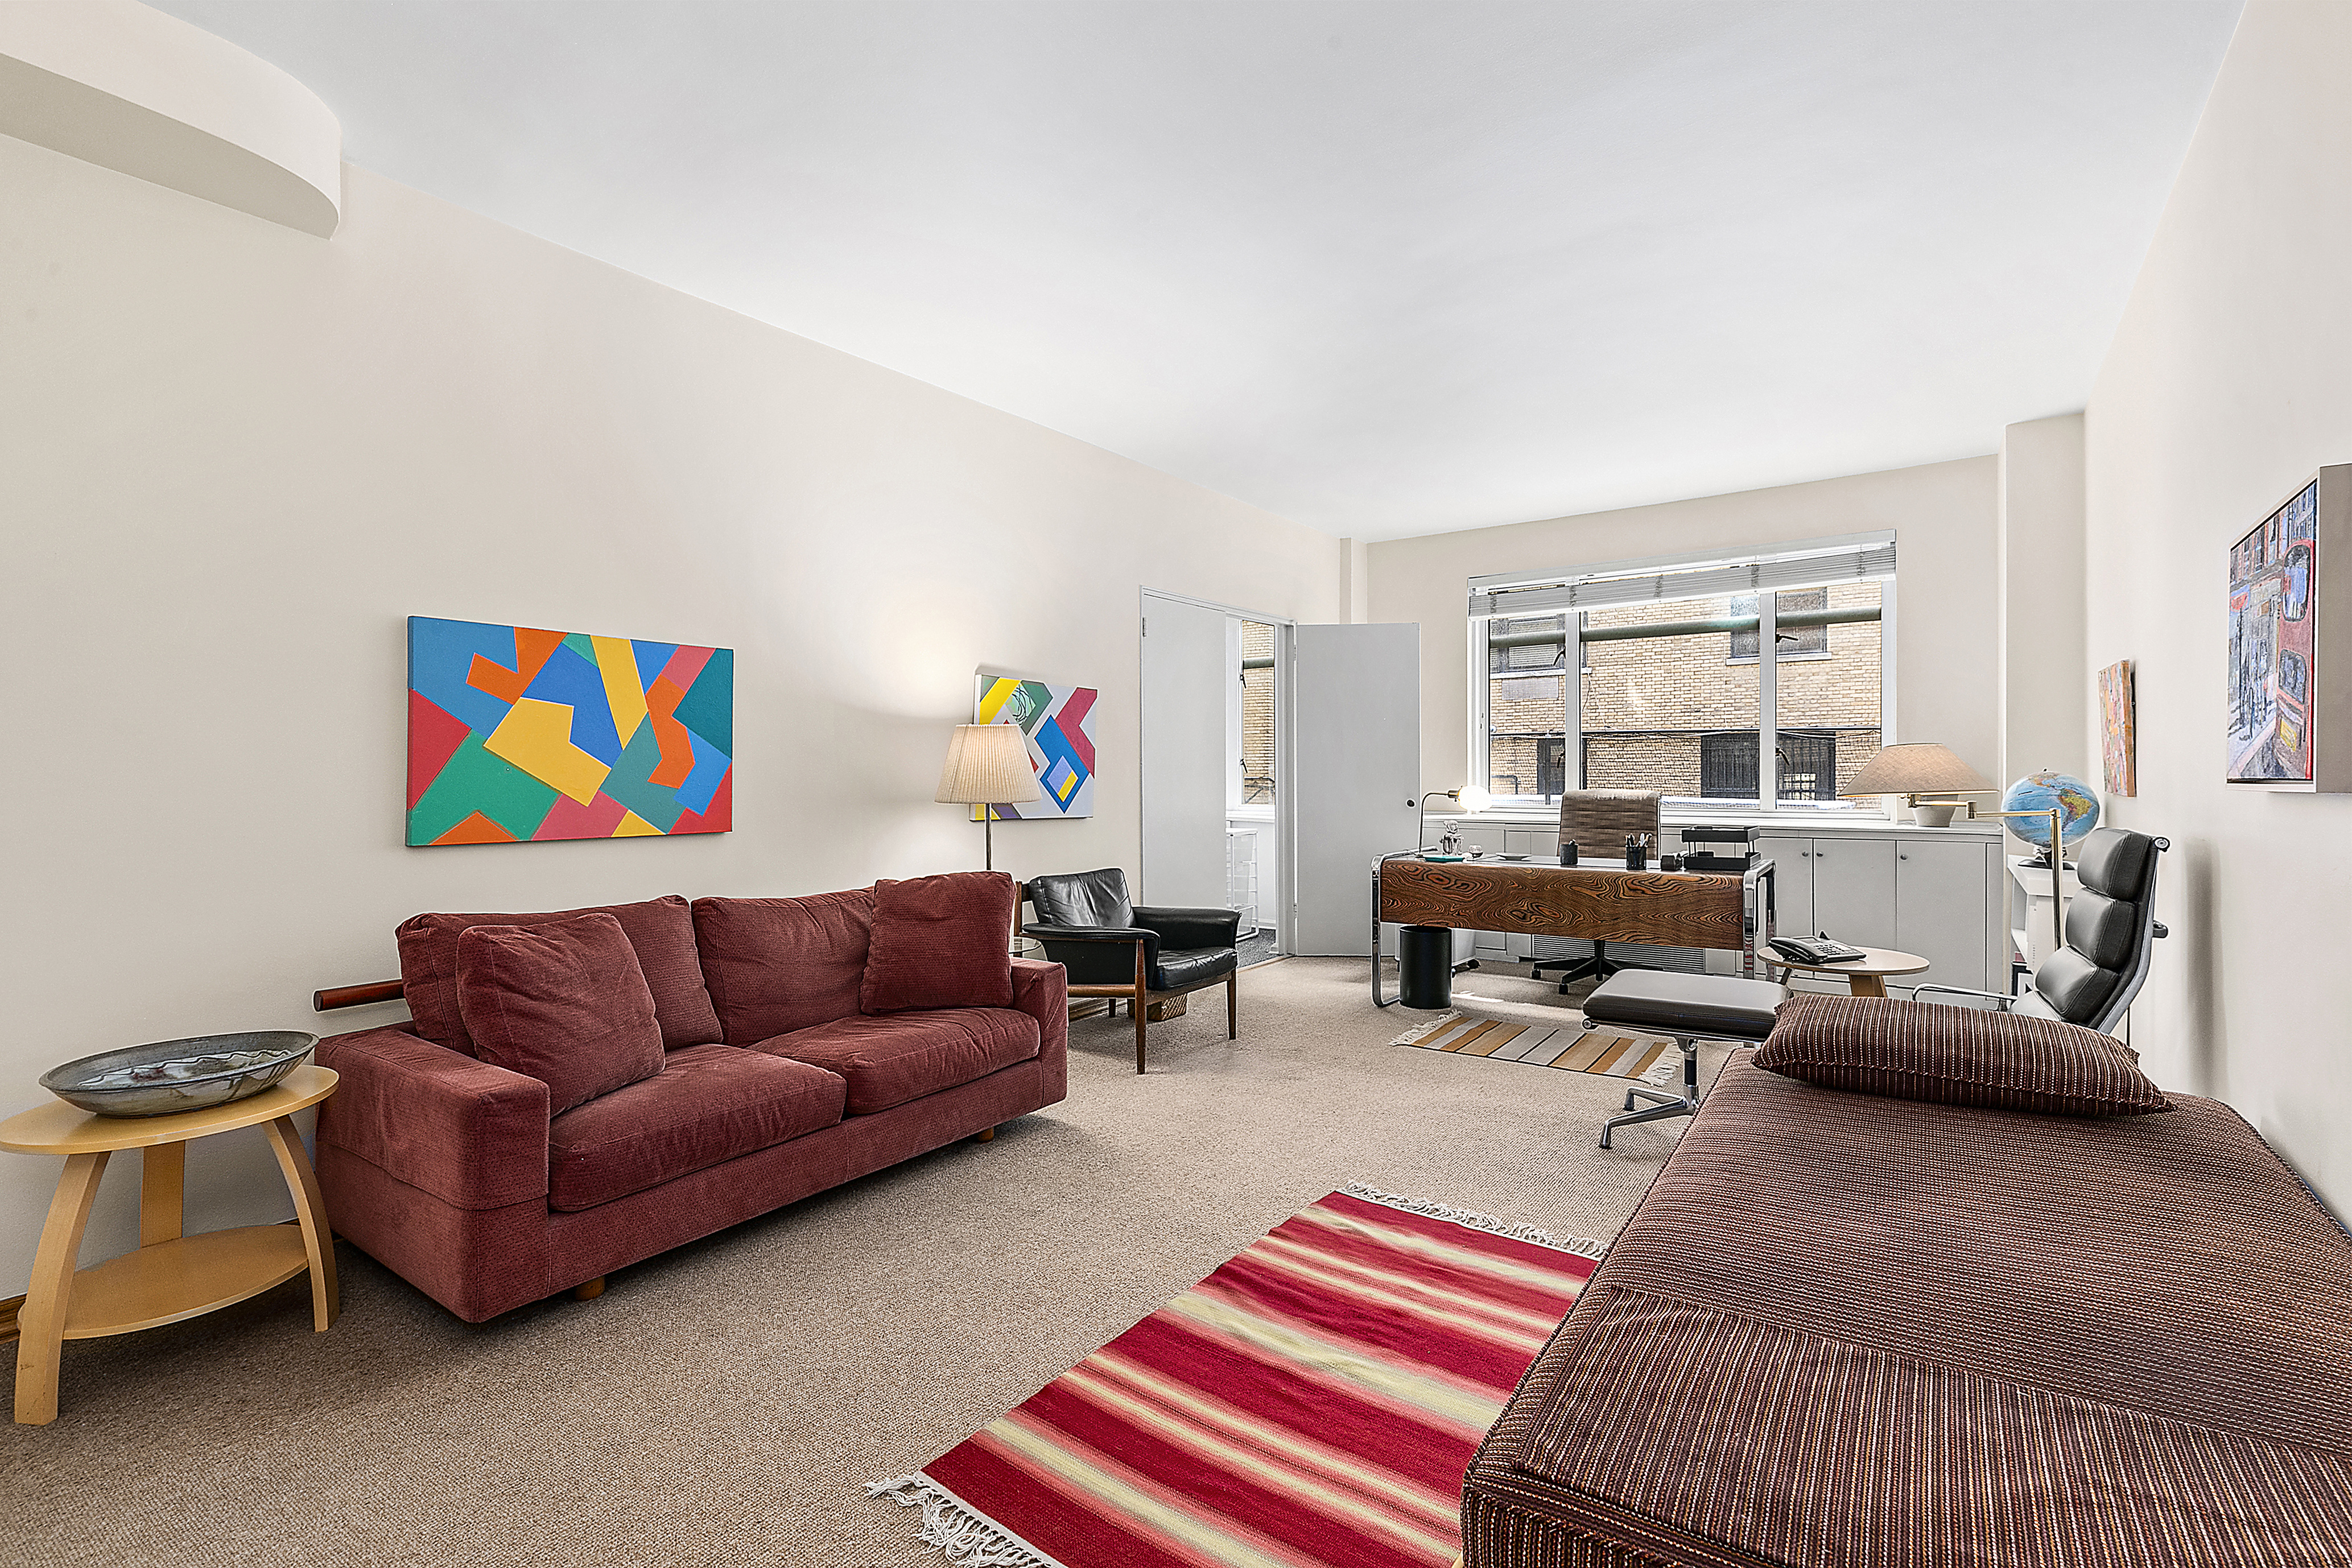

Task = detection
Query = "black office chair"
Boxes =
[1529,789,1664,993]
[1021,869,1240,1074]
[1916,827,2169,1035]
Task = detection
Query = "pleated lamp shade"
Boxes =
[935,725,1042,806]
[1841,742,1995,798]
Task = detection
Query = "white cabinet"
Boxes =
[1442,818,2003,996]
[1761,831,1996,995]
[1813,838,1899,948]
[1755,836,1814,935]
[1896,838,1994,996]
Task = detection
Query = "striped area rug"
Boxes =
[1393,1010,1683,1087]
[869,1185,1603,1568]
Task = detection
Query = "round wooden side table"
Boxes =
[1764,947,1931,998]
[1,1064,339,1425]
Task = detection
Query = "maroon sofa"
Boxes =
[313,887,1067,1323]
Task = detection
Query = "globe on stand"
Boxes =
[2000,770,2100,866]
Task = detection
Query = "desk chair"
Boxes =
[1529,790,1663,993]
[1581,971,1788,1147]
[1020,869,1240,1073]
[1915,827,2169,1035]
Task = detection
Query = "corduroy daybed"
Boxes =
[1464,1025,2352,1565]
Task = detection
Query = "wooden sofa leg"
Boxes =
[1227,970,1238,1039]
[1134,1001,1148,1073]
[573,1276,606,1302]
[973,1127,996,1144]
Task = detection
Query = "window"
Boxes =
[1728,588,1827,660]
[1237,620,1277,804]
[1469,537,1893,812]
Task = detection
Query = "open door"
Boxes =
[1291,623,1420,954]
[1140,593,1231,908]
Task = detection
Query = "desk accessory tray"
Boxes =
[1680,851,1758,872]
[41,1032,317,1117]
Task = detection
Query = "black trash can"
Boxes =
[1398,925,1456,1010]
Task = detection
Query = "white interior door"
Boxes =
[1292,622,1420,955]
[1140,593,1231,909]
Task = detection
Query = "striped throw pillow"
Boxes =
[1755,993,2172,1116]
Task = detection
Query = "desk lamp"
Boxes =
[1417,786,1493,852]
[935,724,1041,870]
[1841,743,1996,827]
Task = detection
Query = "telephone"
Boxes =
[1768,933,1870,965]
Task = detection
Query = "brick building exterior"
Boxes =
[1487,580,1883,802]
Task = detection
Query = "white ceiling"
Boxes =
[147,1,2240,540]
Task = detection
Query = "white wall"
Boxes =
[1999,413,2089,784]
[2082,0,2347,1215]
[0,138,1344,1294]
[1366,457,2001,795]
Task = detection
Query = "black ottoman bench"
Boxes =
[1579,971,1788,1147]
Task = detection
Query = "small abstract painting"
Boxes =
[2099,659,2136,797]
[973,672,1096,819]
[407,617,733,846]
[2228,481,2317,782]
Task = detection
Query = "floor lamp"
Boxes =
[935,724,1041,870]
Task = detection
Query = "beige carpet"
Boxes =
[0,957,1727,1568]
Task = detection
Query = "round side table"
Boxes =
[1764,947,1930,998]
[1,1064,339,1426]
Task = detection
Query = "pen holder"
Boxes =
[1624,834,1648,871]
[1559,840,1578,866]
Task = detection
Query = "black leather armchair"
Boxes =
[1917,827,2169,1035]
[1021,868,1240,1072]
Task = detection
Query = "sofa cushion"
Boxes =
[399,894,721,1055]
[691,890,874,1043]
[1755,992,2172,1116]
[757,1007,1039,1115]
[860,872,1016,1014]
[455,913,668,1116]
[546,1044,847,1211]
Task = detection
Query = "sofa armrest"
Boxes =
[1133,905,1242,950]
[1009,958,1069,1074]
[315,1025,549,1211]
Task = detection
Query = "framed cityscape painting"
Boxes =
[973,672,1096,819]
[407,616,733,845]
[2227,480,2317,783]
[2098,659,2136,797]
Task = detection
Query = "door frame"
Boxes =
[1139,589,1297,957]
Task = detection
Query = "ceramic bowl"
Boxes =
[40,1032,317,1118]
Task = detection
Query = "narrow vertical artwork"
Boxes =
[2098,659,2136,797]
[407,617,734,845]
[2228,481,2317,781]
[974,673,1097,819]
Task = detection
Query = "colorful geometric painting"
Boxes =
[2228,480,2317,781]
[407,616,733,846]
[973,673,1095,819]
[2099,659,2136,797]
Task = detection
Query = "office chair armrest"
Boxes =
[1911,983,2015,1010]
[1132,905,1242,950]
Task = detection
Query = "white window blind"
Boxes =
[1469,539,1895,618]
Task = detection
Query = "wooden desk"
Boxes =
[1372,855,1776,1006]
[1,1065,339,1425]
